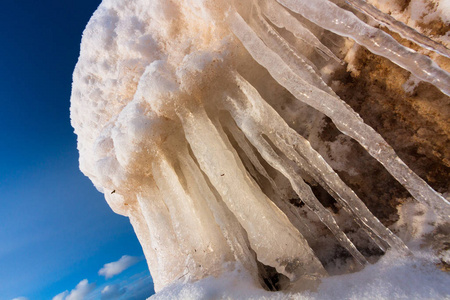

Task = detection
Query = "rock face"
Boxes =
[70,0,449,293]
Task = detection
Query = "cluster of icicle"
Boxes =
[70,0,450,293]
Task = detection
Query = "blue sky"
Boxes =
[0,1,154,299]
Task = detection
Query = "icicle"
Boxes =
[227,10,450,220]
[176,102,327,281]
[223,72,407,256]
[224,87,370,265]
[151,150,241,281]
[259,0,342,63]
[212,114,319,265]
[226,71,420,255]
[71,0,450,293]
[136,183,185,289]
[230,142,266,187]
[249,4,336,95]
[126,203,168,291]
[273,0,450,96]
[175,146,259,277]
[346,0,450,58]
[222,114,315,241]
[224,117,279,193]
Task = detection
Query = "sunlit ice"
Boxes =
[70,0,450,297]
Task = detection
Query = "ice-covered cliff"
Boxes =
[70,0,450,297]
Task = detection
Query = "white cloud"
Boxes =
[12,297,28,300]
[52,291,68,300]
[101,284,126,300]
[98,255,140,279]
[65,279,95,300]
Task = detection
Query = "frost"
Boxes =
[70,0,450,295]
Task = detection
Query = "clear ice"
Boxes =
[70,0,450,293]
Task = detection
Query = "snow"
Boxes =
[437,1,450,23]
[151,250,450,300]
[70,0,450,296]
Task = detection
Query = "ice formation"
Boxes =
[70,0,450,294]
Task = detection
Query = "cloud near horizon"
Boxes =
[52,279,95,300]
[98,255,140,279]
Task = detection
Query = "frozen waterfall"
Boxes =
[70,0,450,295]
